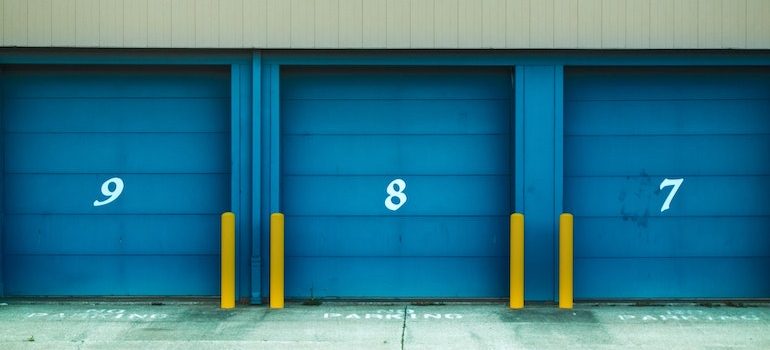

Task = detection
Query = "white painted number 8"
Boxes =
[385,179,407,211]
[93,177,124,207]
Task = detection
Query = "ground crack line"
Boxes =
[400,306,407,350]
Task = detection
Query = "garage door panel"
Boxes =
[283,100,510,135]
[575,258,770,299]
[5,214,219,255]
[566,176,770,217]
[285,257,508,298]
[3,98,228,133]
[4,255,219,296]
[284,135,509,175]
[283,68,511,100]
[286,217,508,257]
[575,217,770,258]
[566,100,770,135]
[283,175,509,216]
[282,67,512,298]
[2,66,229,296]
[6,133,229,173]
[5,67,229,98]
[566,67,770,299]
[566,68,770,101]
[565,135,770,176]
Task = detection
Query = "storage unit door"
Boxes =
[282,67,513,298]
[2,66,230,296]
[565,67,770,299]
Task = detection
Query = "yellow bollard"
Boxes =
[270,213,285,309]
[221,212,235,309]
[559,213,574,309]
[510,213,524,309]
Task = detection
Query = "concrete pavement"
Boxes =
[1,300,769,349]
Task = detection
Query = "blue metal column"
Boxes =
[250,52,263,304]
[230,63,254,301]
[0,68,4,296]
[269,66,280,216]
[228,60,257,302]
[230,64,242,301]
[238,62,254,301]
[259,64,281,300]
[515,65,564,301]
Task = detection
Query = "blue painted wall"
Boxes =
[515,66,563,301]
[0,50,768,301]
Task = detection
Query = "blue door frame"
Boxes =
[1,49,769,302]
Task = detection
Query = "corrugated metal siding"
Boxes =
[316,0,339,48]
[291,0,314,48]
[748,0,770,49]
[554,0,577,48]
[338,0,362,47]
[99,0,123,47]
[123,0,148,47]
[625,0,650,48]
[219,0,242,47]
[3,0,25,46]
[578,0,602,48]
[171,0,195,47]
[28,0,51,47]
[362,0,386,47]
[1,0,769,49]
[267,0,290,47]
[530,0,554,48]
[507,0,530,47]
[649,0,673,48]
[147,0,171,47]
[75,0,98,47]
[458,0,481,48]
[0,0,3,46]
[387,0,410,48]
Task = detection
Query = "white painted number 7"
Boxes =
[659,178,684,213]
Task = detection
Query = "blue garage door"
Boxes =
[282,67,513,298]
[565,67,770,299]
[1,66,229,296]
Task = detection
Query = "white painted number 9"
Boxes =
[385,179,407,211]
[93,177,124,207]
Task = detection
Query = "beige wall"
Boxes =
[1,0,769,49]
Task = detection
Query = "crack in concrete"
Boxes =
[400,306,407,350]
